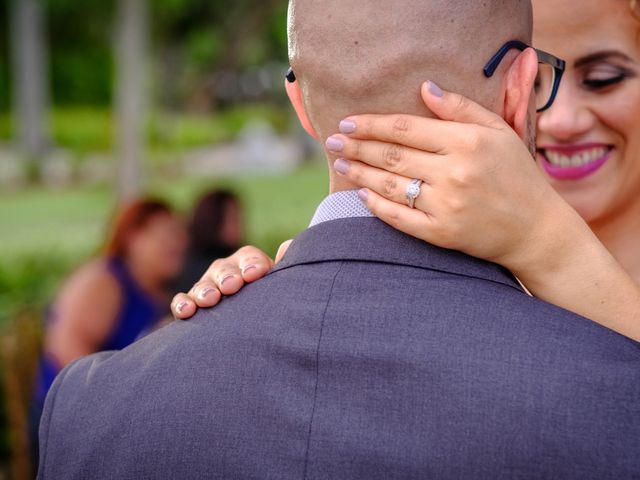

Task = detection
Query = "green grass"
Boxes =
[0,186,113,258]
[0,164,328,259]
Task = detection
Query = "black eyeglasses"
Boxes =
[484,40,565,113]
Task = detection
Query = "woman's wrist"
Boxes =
[495,195,587,285]
[502,204,640,341]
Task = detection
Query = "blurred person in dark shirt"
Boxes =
[175,190,244,293]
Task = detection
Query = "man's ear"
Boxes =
[502,48,538,140]
[285,79,319,140]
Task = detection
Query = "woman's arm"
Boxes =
[328,82,640,341]
[46,262,122,366]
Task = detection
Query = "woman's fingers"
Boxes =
[191,281,222,308]
[172,282,223,320]
[234,246,275,283]
[358,188,433,243]
[210,259,245,296]
[174,245,275,321]
[338,114,458,153]
[171,293,197,320]
[419,80,507,130]
[327,134,440,178]
[334,159,430,212]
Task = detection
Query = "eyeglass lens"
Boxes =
[535,62,556,111]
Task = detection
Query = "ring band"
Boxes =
[405,178,423,209]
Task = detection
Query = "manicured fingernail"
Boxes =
[198,288,216,300]
[334,158,351,175]
[176,301,188,314]
[339,120,357,134]
[242,265,257,275]
[358,188,369,203]
[221,274,235,286]
[326,136,344,152]
[427,80,443,98]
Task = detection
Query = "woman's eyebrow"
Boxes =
[574,50,634,68]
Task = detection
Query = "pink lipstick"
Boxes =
[538,143,612,181]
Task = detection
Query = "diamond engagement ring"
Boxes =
[405,179,423,209]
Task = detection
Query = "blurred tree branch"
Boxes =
[215,0,283,71]
[115,0,149,201]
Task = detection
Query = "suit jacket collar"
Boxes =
[272,217,523,292]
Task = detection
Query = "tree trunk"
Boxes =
[9,0,51,161]
[114,0,148,202]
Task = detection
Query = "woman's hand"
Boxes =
[327,81,640,342]
[171,241,292,319]
[327,81,573,273]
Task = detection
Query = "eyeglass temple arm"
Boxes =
[483,40,565,77]
[483,40,529,77]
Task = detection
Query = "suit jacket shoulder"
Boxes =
[37,218,640,480]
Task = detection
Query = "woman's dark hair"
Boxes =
[189,190,241,252]
[103,199,173,258]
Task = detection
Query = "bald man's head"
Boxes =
[288,0,533,140]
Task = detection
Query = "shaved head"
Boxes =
[288,0,533,140]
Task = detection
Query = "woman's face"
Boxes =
[534,0,640,225]
[129,213,187,282]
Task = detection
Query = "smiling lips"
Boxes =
[538,143,613,180]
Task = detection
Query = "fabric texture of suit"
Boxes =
[38,217,640,479]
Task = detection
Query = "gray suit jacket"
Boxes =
[38,218,640,479]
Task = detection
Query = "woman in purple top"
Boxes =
[31,199,187,463]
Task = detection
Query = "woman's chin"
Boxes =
[536,154,619,225]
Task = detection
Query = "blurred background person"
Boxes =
[29,198,187,466]
[175,189,244,293]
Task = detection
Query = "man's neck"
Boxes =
[327,159,360,194]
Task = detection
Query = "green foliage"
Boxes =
[0,103,291,150]
[47,0,116,106]
[37,0,289,108]
[0,253,80,327]
[51,107,114,152]
[0,112,11,140]
[1,0,290,114]
[148,104,291,150]
[185,29,224,73]
[50,48,113,106]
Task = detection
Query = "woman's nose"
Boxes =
[538,81,595,142]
